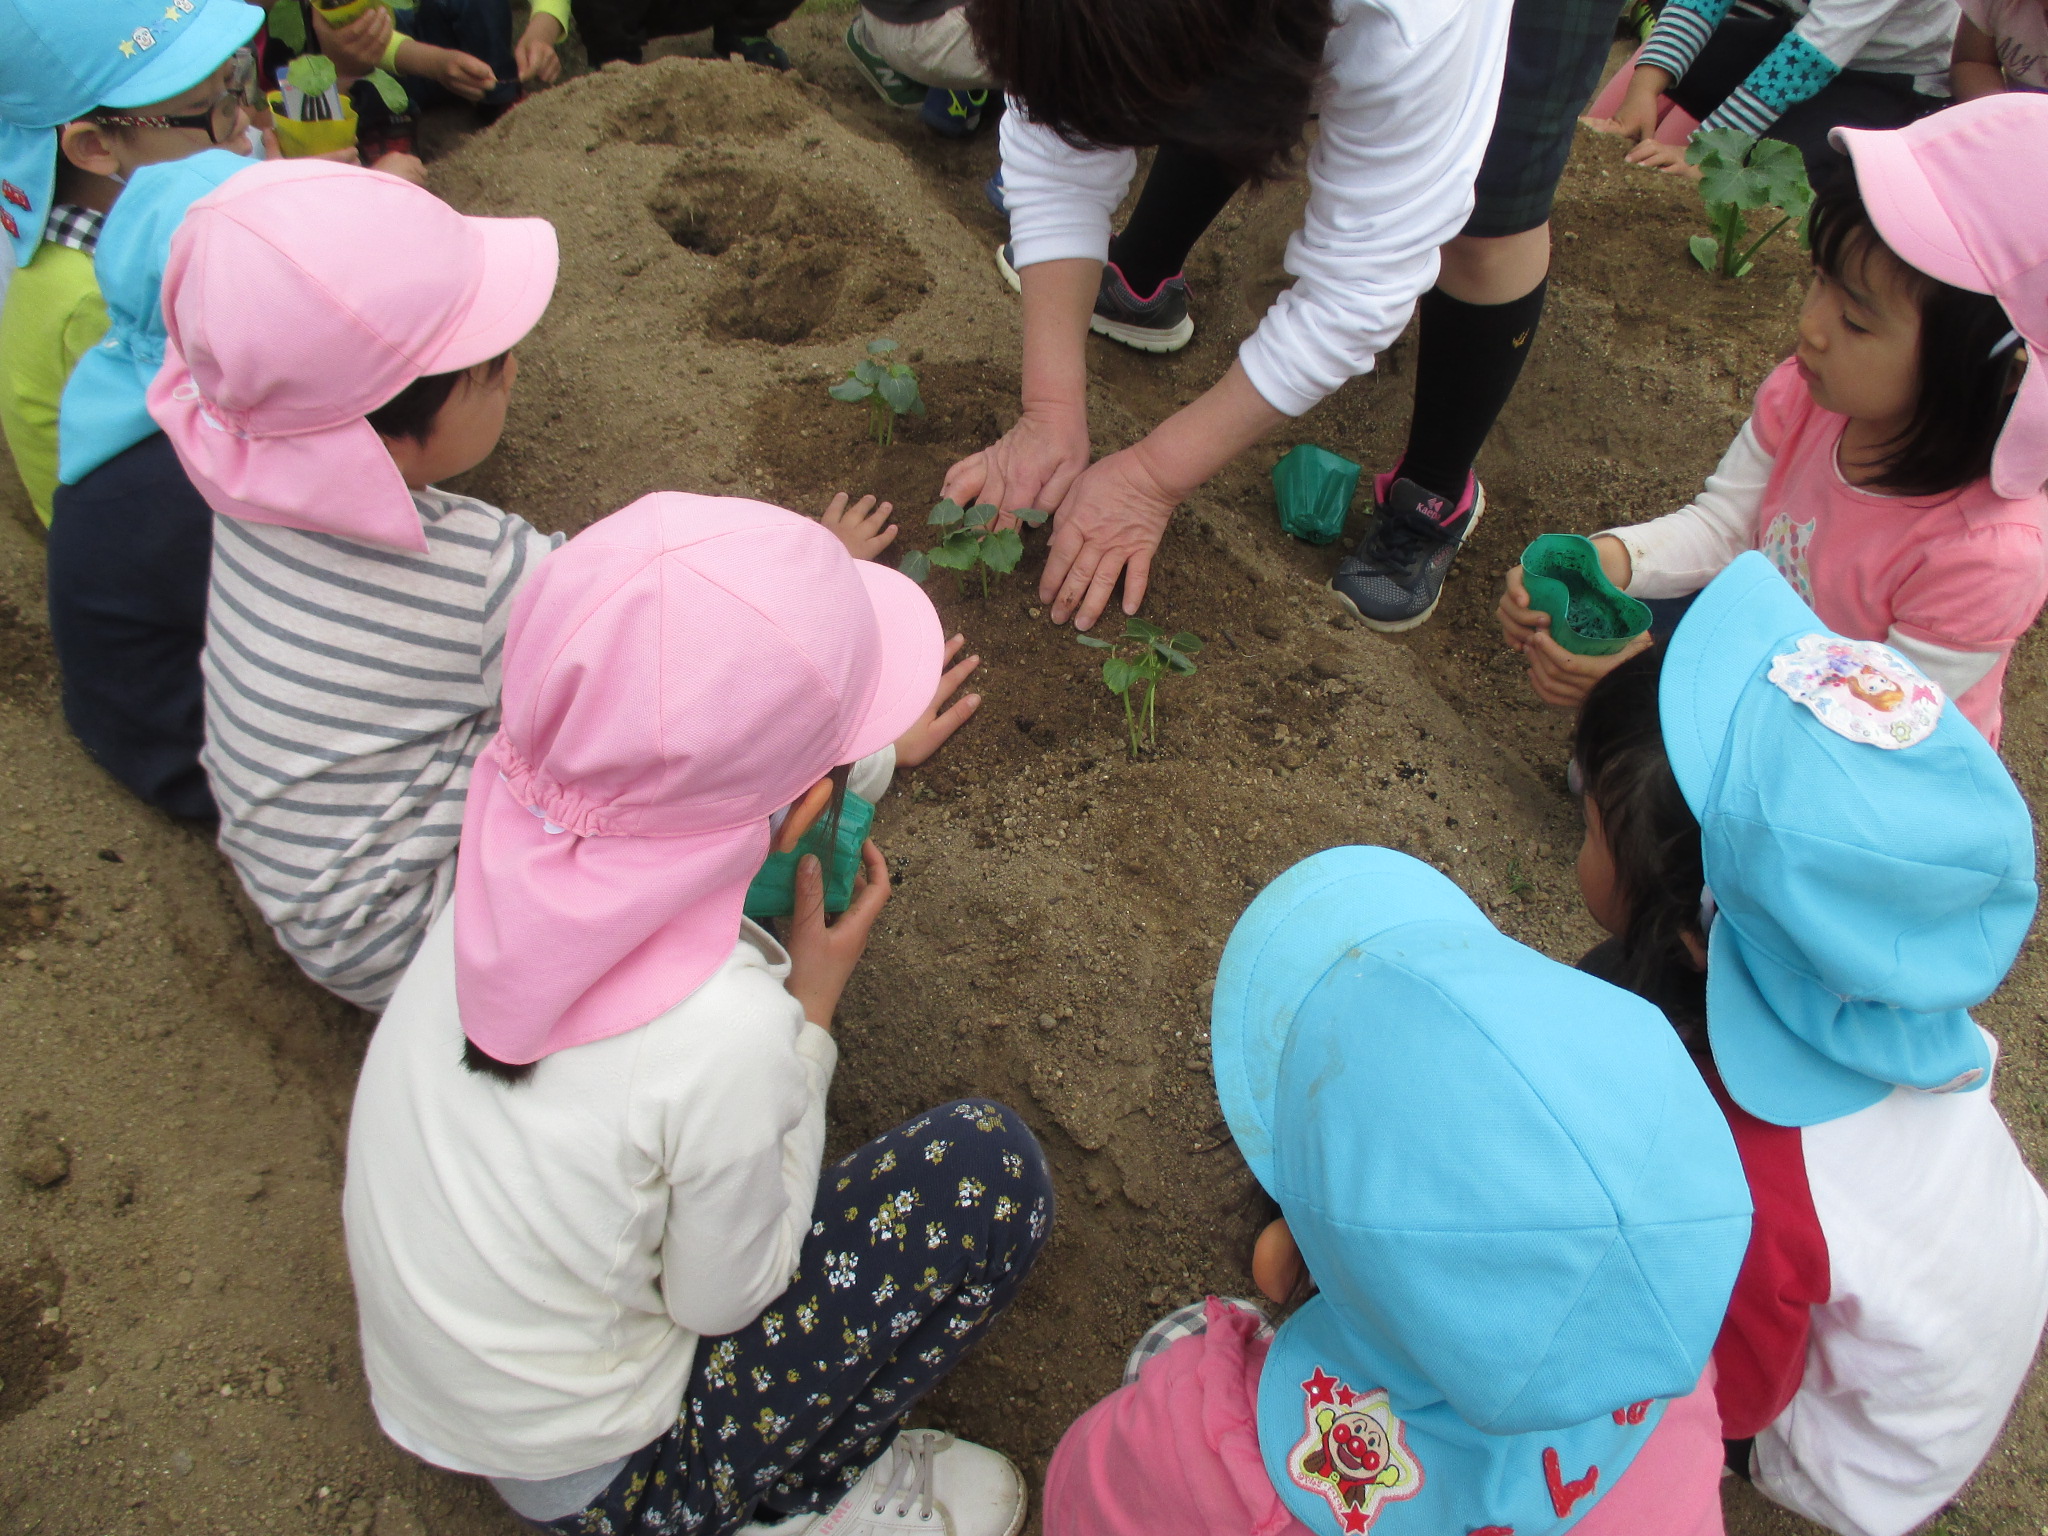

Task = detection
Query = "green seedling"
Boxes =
[898,499,1048,596]
[1686,130,1813,279]
[1077,619,1203,758]
[1505,857,1534,898]
[828,338,924,446]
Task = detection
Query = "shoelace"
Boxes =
[1354,502,1454,581]
[869,1432,943,1523]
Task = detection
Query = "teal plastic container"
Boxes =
[1272,444,1361,545]
[744,789,877,919]
[1519,534,1652,656]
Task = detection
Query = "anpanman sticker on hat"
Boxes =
[1767,635,1943,749]
[1286,1369,1424,1532]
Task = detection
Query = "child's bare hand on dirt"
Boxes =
[409,44,499,101]
[894,635,981,767]
[820,493,898,561]
[312,5,393,78]
[785,841,891,1030]
[1524,628,1652,709]
[371,152,429,186]
[516,11,565,85]
[1592,69,1670,144]
[1498,565,1550,651]
[1626,139,1702,178]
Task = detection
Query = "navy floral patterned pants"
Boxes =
[548,1100,1053,1536]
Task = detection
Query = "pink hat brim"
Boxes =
[1831,123,1986,295]
[839,560,946,764]
[419,214,560,375]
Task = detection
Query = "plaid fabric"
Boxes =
[1122,1297,1272,1385]
[1466,0,1623,237]
[43,204,105,256]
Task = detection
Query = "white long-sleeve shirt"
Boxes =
[998,0,1515,417]
[342,903,837,1480]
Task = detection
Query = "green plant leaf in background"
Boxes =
[867,338,898,355]
[286,52,339,95]
[1690,234,1720,273]
[828,378,873,403]
[877,370,920,415]
[365,67,411,113]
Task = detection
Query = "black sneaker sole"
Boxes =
[993,244,1194,353]
[1327,484,1487,634]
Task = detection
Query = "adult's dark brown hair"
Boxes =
[966,0,1337,183]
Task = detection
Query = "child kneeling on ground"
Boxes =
[345,492,1049,1536]
[1043,844,1753,1536]
[1570,554,2048,1536]
[1501,95,2048,745]
[152,160,949,1010]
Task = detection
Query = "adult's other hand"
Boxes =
[940,406,1090,528]
[1039,446,1179,630]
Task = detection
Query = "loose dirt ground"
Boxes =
[3,19,2045,1535]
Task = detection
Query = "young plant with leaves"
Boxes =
[899,499,1047,596]
[1686,130,1813,279]
[1077,619,1203,759]
[829,339,925,447]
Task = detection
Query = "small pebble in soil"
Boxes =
[14,1137,70,1188]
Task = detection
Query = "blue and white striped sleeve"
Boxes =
[1637,0,1741,83]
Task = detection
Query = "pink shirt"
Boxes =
[1043,1300,1729,1536]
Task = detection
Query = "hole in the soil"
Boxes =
[0,880,67,950]
[0,1261,77,1427]
[646,169,763,256]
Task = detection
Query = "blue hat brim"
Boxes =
[1705,915,1991,1127]
[0,123,58,267]
[1659,551,1817,815]
[100,1,264,109]
[1211,847,1487,1189]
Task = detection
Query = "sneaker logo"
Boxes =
[1286,1368,1424,1532]
[1512,329,1531,348]
[1418,495,1449,523]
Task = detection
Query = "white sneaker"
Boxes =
[739,1513,822,1536]
[807,1430,1026,1536]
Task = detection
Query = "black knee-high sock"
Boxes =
[1397,279,1549,501]
[1106,142,1246,297]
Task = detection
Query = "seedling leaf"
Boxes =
[928,498,965,526]
[981,527,1024,574]
[867,338,898,355]
[1013,507,1049,526]
[853,358,884,386]
[927,537,979,572]
[1172,633,1204,653]
[828,378,873,403]
[898,549,932,584]
[1689,234,1719,273]
[1075,635,1113,649]
[963,502,996,529]
[877,371,921,415]
[287,52,339,95]
[1102,657,1135,694]
[1124,618,1166,642]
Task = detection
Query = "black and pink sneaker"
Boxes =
[995,244,1193,353]
[1329,470,1486,632]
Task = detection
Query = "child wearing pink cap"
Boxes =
[1951,0,2048,95]
[344,492,1048,1536]
[1500,94,2048,747]
[151,159,947,1010]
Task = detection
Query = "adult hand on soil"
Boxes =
[941,407,1091,535]
[894,635,982,768]
[1038,446,1179,631]
[516,11,565,85]
[1523,628,1653,709]
[1626,139,1703,178]
[414,44,499,101]
[785,842,891,1031]
[820,492,898,561]
[312,5,393,79]
[371,151,428,186]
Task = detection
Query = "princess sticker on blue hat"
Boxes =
[1284,1370,1424,1532]
[1767,635,1943,749]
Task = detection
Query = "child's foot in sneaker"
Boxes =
[843,19,925,106]
[994,245,1193,353]
[1329,471,1486,632]
[808,1430,1025,1536]
[921,87,988,137]
[714,26,790,69]
[983,169,1007,217]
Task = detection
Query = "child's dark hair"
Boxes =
[965,0,1335,183]
[368,352,510,445]
[1809,183,2022,499]
[1573,648,1708,1051]
[458,765,852,1087]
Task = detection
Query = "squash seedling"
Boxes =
[899,499,1048,596]
[828,338,924,446]
[1077,619,1203,758]
[1686,130,1812,280]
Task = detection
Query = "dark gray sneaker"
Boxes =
[1329,471,1486,632]
[995,244,1194,353]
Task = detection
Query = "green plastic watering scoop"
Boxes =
[1271,444,1360,546]
[1519,534,1652,657]
[744,789,877,919]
